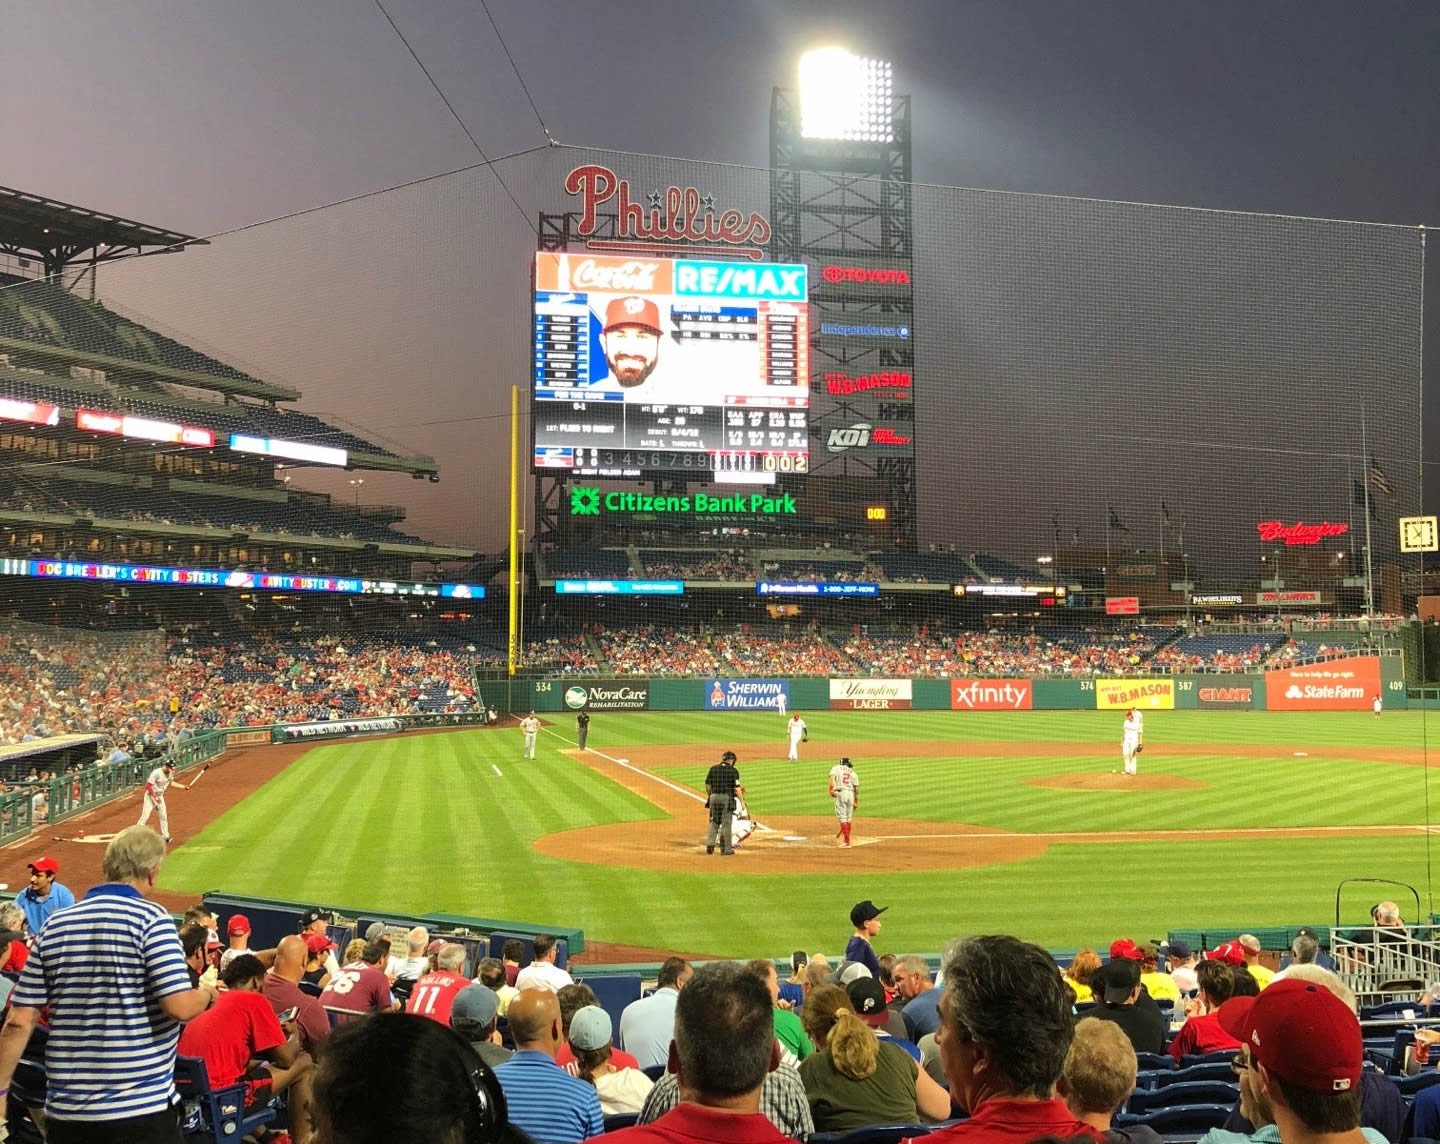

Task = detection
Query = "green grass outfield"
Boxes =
[157,710,1440,958]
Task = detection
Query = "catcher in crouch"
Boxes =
[828,756,860,847]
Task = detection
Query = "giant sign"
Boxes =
[563,680,650,711]
[1096,678,1175,710]
[829,679,912,710]
[705,679,789,711]
[951,679,1034,711]
[1265,656,1379,711]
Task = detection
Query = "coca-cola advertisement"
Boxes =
[533,252,811,476]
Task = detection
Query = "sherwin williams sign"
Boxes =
[1096,679,1175,710]
[1265,656,1379,711]
[706,680,789,711]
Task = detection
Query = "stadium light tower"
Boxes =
[798,48,895,143]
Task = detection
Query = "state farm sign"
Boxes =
[951,679,1033,711]
[830,679,913,710]
[1265,656,1379,711]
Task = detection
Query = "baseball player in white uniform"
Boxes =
[776,691,788,717]
[1373,694,1383,718]
[787,714,808,761]
[520,712,540,759]
[136,760,196,843]
[828,757,860,846]
[1121,708,1144,776]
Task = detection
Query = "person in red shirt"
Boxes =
[406,943,473,1026]
[1167,959,1242,1061]
[319,940,397,1018]
[178,954,315,1143]
[909,935,1103,1144]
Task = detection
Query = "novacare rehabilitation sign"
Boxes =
[569,487,797,519]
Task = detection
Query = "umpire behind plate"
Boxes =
[704,750,741,856]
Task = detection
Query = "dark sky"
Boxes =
[4,0,1437,558]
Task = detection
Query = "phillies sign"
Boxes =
[564,164,770,255]
[1255,520,1349,546]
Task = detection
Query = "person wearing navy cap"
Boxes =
[846,901,886,978]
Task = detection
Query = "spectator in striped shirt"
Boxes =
[0,825,220,1143]
[493,988,604,1144]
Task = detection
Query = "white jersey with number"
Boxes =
[829,764,859,801]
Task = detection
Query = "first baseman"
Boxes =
[828,756,860,847]
[136,760,195,843]
[1121,707,1144,776]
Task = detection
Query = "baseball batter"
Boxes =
[787,714,808,761]
[520,712,540,759]
[1121,708,1144,776]
[136,760,195,843]
[828,757,860,846]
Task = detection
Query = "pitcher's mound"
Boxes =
[1026,773,1207,791]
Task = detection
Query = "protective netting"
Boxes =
[0,144,1424,720]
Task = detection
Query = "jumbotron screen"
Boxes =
[532,252,809,476]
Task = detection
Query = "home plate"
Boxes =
[783,835,808,842]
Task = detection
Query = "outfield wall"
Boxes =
[489,655,1405,714]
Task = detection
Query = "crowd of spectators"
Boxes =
[0,858,1412,1144]
[638,549,753,581]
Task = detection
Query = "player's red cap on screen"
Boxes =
[603,296,662,333]
[1217,979,1362,1093]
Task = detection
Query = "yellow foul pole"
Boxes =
[507,384,520,677]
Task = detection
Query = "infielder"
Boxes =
[776,690,788,717]
[828,756,860,847]
[786,713,808,761]
[520,711,540,759]
[1121,707,1144,776]
[136,760,196,843]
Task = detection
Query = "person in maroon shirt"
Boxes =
[589,962,792,1144]
[1168,959,1242,1061]
[263,935,331,1057]
[319,940,398,1018]
[908,935,1103,1144]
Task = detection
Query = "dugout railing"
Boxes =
[1333,925,1440,1011]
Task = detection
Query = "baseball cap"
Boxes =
[1238,934,1262,954]
[1109,938,1143,961]
[227,914,251,937]
[1206,941,1246,966]
[603,296,662,334]
[1162,939,1192,960]
[839,961,874,985]
[26,856,58,875]
[846,976,887,1021]
[364,922,388,943]
[300,907,330,928]
[568,1005,613,1052]
[1295,926,1319,939]
[303,932,336,955]
[1218,979,1362,1093]
[426,938,447,957]
[451,984,500,1029]
[850,900,887,927]
[1103,957,1142,1004]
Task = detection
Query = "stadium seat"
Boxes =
[604,1114,640,1132]
[1114,1104,1233,1136]
[577,974,644,1032]
[808,1125,933,1144]
[1398,1072,1440,1096]
[642,1064,667,1082]
[1179,1051,1239,1068]
[323,1006,366,1029]
[175,1055,277,1143]
[1155,1062,1238,1086]
[1135,1053,1176,1073]
[1127,1081,1240,1114]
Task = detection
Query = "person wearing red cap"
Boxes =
[16,856,73,935]
[1168,960,1243,1061]
[601,296,664,389]
[1206,979,1379,1144]
[220,913,254,973]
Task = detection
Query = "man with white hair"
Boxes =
[406,942,472,1026]
[1237,934,1274,989]
[0,825,219,1141]
[386,925,431,985]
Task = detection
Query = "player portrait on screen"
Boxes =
[601,296,663,389]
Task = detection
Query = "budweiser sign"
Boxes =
[564,163,770,255]
[1255,520,1349,546]
[821,266,911,285]
[824,371,912,397]
[569,258,661,292]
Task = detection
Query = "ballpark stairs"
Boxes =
[1334,925,1440,1011]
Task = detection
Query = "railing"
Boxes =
[1334,924,1440,1010]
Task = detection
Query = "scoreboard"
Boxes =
[532,253,809,476]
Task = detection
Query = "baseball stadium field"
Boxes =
[148,709,1440,958]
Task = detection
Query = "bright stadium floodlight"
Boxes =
[798,48,894,143]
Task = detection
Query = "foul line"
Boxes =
[876,823,1440,843]
[542,728,705,806]
[491,764,503,777]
